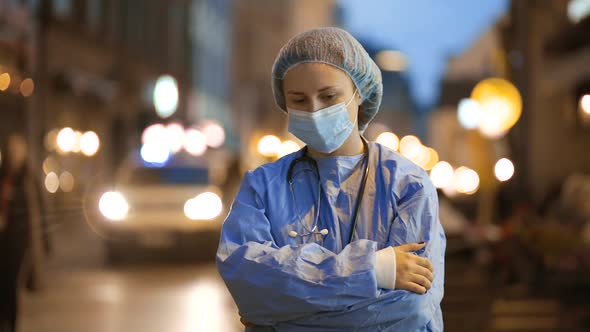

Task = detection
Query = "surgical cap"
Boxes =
[271,27,383,132]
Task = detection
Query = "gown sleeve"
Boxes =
[383,176,446,331]
[216,170,381,326]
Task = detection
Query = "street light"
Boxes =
[257,135,281,157]
[457,98,481,129]
[494,158,515,182]
[454,166,480,195]
[140,142,170,165]
[59,171,75,192]
[399,135,421,158]
[80,131,100,156]
[184,128,208,156]
[278,140,301,158]
[20,78,34,97]
[430,161,454,189]
[202,121,226,148]
[153,75,179,118]
[56,127,76,153]
[165,123,185,153]
[44,172,59,193]
[0,73,10,91]
[376,132,400,151]
[471,78,522,138]
[580,94,590,115]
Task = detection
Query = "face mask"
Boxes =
[287,91,357,154]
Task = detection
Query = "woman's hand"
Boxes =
[393,242,434,294]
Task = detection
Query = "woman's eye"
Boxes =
[322,94,336,100]
[293,99,305,103]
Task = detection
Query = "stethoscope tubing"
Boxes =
[286,137,371,246]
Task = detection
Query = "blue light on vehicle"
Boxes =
[140,143,170,167]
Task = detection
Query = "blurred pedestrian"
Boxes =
[0,134,34,332]
[217,27,445,331]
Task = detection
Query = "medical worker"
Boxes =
[217,27,446,331]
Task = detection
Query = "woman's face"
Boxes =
[283,63,361,121]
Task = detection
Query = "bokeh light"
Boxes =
[184,128,208,156]
[257,135,281,157]
[581,94,590,114]
[495,158,515,182]
[568,0,590,23]
[80,131,100,156]
[20,78,34,97]
[44,129,59,151]
[99,192,129,221]
[184,192,223,220]
[442,182,459,198]
[43,156,59,175]
[424,148,440,171]
[399,135,421,151]
[202,121,226,148]
[430,161,454,189]
[375,50,408,72]
[457,98,481,129]
[59,171,75,192]
[140,142,170,165]
[142,124,166,145]
[71,131,82,153]
[0,73,10,91]
[376,132,400,151]
[278,140,301,158]
[471,78,522,138]
[476,98,512,138]
[408,145,431,169]
[44,172,59,193]
[56,127,77,153]
[399,135,422,158]
[165,123,185,153]
[454,166,480,195]
[153,75,179,118]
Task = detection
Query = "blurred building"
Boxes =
[2,0,233,189]
[40,0,197,180]
[1,0,236,267]
[507,0,590,204]
[232,0,336,169]
[427,1,590,210]
[188,0,233,149]
[0,1,34,141]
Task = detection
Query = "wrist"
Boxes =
[375,246,396,289]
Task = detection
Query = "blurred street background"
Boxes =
[1,0,590,331]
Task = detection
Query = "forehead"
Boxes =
[283,63,355,92]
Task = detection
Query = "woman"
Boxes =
[217,27,445,331]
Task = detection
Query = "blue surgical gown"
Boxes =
[217,142,446,331]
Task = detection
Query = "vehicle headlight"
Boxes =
[99,191,129,221]
[184,192,223,220]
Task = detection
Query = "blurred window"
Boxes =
[27,0,39,11]
[53,0,71,19]
[128,167,209,185]
[86,0,102,31]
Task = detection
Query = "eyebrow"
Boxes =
[286,86,340,95]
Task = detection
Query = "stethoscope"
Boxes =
[286,137,371,246]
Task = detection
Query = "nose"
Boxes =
[309,98,327,112]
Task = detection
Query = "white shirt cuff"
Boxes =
[375,246,396,289]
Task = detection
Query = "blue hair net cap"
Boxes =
[271,27,383,132]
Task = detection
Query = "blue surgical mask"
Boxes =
[287,91,357,154]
